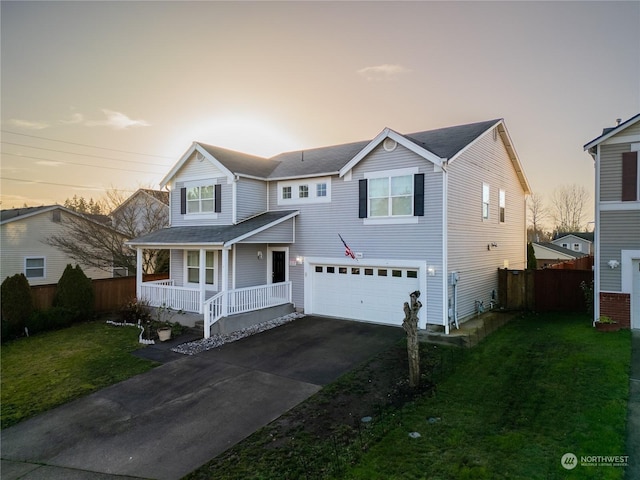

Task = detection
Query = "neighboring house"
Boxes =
[128,119,531,337]
[584,113,640,329]
[532,242,589,269]
[111,189,170,275]
[0,205,115,286]
[551,232,594,255]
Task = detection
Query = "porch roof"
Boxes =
[127,210,298,248]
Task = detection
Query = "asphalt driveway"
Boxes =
[1,316,403,480]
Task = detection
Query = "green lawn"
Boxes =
[339,314,630,480]
[1,320,157,429]
[186,313,631,480]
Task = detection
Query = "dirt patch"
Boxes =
[187,340,449,479]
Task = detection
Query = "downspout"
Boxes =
[136,247,143,300]
[442,160,450,334]
[593,145,601,325]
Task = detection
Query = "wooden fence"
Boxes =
[498,268,593,313]
[547,255,594,271]
[30,273,169,312]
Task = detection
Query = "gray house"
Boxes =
[129,119,531,337]
[585,113,640,328]
[551,232,594,255]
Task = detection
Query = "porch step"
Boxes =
[194,303,296,337]
[420,310,518,348]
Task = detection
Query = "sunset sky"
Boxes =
[1,1,638,227]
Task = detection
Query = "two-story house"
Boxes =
[551,232,594,255]
[128,119,531,337]
[585,113,640,328]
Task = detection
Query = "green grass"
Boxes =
[339,314,630,480]
[186,313,631,480]
[1,320,158,429]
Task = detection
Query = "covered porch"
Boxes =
[127,210,298,338]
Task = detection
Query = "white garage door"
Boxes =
[311,263,420,326]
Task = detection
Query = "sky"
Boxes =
[1,1,639,228]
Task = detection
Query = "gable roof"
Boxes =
[127,210,298,248]
[0,205,111,226]
[552,232,594,243]
[533,242,588,259]
[160,119,530,193]
[584,113,640,151]
[110,188,169,217]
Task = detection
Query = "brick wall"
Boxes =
[599,292,630,328]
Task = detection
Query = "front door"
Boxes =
[272,251,286,283]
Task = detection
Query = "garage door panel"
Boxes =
[311,263,420,326]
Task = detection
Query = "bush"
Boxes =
[1,273,34,336]
[53,264,95,320]
[119,297,153,324]
[25,307,78,335]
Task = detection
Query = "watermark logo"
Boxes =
[561,452,628,469]
[561,453,578,470]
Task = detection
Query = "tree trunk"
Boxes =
[402,291,422,388]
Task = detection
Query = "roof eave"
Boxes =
[583,113,640,151]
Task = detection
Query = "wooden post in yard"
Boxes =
[403,290,422,388]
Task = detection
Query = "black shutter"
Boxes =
[214,184,222,213]
[622,151,638,201]
[414,173,425,216]
[180,188,186,214]
[359,179,368,218]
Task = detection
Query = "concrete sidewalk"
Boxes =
[626,330,640,479]
[1,316,403,480]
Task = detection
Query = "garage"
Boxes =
[308,261,422,326]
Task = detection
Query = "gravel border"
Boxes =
[171,312,305,355]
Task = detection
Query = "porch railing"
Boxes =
[203,281,292,339]
[140,282,201,313]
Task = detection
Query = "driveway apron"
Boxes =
[1,316,403,480]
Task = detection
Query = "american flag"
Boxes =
[339,234,356,259]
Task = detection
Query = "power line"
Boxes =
[0,176,139,192]
[1,130,174,159]
[2,152,165,174]
[1,141,169,167]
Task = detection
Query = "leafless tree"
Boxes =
[527,192,549,242]
[550,184,590,234]
[402,290,422,388]
[48,188,169,275]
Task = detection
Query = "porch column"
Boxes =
[221,247,230,315]
[136,248,143,300]
[199,249,206,314]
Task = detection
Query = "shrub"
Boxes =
[25,307,78,335]
[53,264,95,320]
[580,280,594,317]
[527,242,537,270]
[119,297,153,324]
[1,273,34,336]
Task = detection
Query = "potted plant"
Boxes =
[157,323,172,341]
[595,316,620,332]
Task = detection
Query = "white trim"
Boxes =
[364,166,419,179]
[621,250,640,294]
[277,177,332,206]
[442,165,449,333]
[600,201,640,211]
[448,120,501,164]
[339,128,444,178]
[161,143,234,188]
[267,246,289,284]
[184,249,218,290]
[24,256,45,280]
[224,211,299,246]
[584,114,640,150]
[363,217,419,225]
[602,134,640,146]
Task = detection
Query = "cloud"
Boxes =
[357,64,412,81]
[36,160,63,167]
[60,113,85,125]
[10,119,50,130]
[96,109,151,130]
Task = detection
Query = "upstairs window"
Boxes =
[282,186,292,199]
[369,175,413,217]
[622,151,639,201]
[278,177,331,205]
[299,185,309,198]
[317,183,327,197]
[187,185,214,213]
[573,243,581,252]
[482,183,490,220]
[499,189,506,223]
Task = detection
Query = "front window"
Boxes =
[25,257,44,278]
[369,175,413,217]
[187,185,214,214]
[186,251,215,285]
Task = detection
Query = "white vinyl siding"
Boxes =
[236,178,268,222]
[234,243,269,288]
